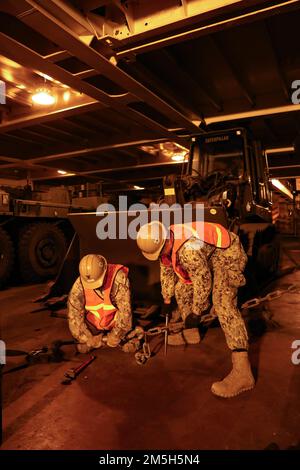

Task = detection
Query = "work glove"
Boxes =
[77,343,91,354]
[77,334,103,353]
[185,313,201,329]
[106,330,121,348]
[122,341,139,353]
[121,326,144,353]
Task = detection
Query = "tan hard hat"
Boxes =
[79,254,107,289]
[136,221,167,261]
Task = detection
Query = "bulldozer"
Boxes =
[163,127,280,287]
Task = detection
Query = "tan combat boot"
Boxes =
[183,328,201,344]
[168,328,201,346]
[211,351,255,398]
[168,332,185,345]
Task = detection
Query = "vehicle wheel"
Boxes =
[256,236,281,275]
[0,227,14,288]
[252,227,281,284]
[18,223,67,282]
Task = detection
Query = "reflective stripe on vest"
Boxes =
[164,222,230,284]
[84,264,128,331]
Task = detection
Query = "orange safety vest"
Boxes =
[161,222,231,284]
[83,264,128,331]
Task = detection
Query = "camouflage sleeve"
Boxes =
[160,261,177,301]
[111,269,132,338]
[179,240,212,314]
[67,277,102,348]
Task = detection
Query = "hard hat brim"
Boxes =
[81,271,106,290]
[141,246,163,261]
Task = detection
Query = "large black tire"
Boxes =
[252,227,281,281]
[18,223,67,282]
[0,227,14,288]
[256,235,281,276]
[239,225,281,300]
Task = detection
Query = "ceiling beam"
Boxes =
[0,21,116,104]
[0,132,37,146]
[0,157,77,171]
[79,160,185,176]
[115,0,300,57]
[44,50,70,62]
[58,118,109,139]
[7,128,63,145]
[38,123,88,140]
[73,69,99,80]
[24,0,201,134]
[71,114,125,136]
[201,103,300,125]
[0,100,103,133]
[0,156,23,163]
[29,159,185,182]
[0,16,191,146]
[0,136,173,170]
[26,137,172,164]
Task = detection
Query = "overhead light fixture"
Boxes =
[57,170,75,177]
[32,86,55,105]
[198,103,300,127]
[133,185,145,190]
[171,152,188,162]
[271,179,293,199]
[63,90,71,102]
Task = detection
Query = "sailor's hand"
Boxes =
[106,331,121,348]
[77,334,103,353]
[77,343,91,354]
[91,335,103,349]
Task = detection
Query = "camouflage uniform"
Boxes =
[160,232,249,350]
[68,269,132,350]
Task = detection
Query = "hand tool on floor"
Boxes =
[61,355,96,385]
[26,339,76,364]
[3,339,76,374]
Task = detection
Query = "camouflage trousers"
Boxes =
[175,233,249,351]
